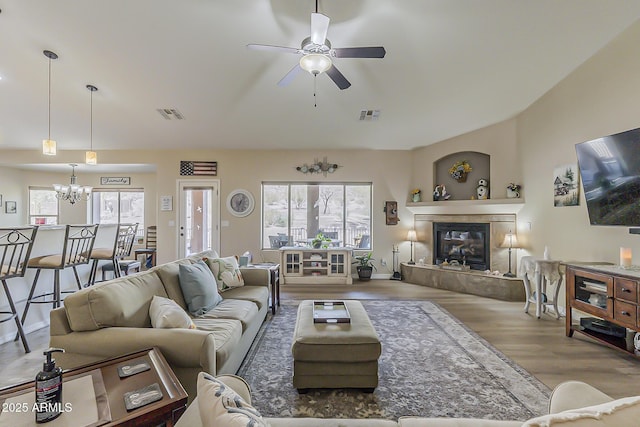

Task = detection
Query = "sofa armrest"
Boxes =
[50,307,73,335]
[50,327,217,374]
[240,267,270,287]
[217,374,252,403]
[548,381,614,414]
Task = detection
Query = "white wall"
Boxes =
[517,19,640,264]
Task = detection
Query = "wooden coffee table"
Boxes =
[0,347,187,427]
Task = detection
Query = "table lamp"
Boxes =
[500,230,519,277]
[407,229,417,265]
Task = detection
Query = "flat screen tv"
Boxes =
[575,127,640,226]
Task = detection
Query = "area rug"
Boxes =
[237,300,550,421]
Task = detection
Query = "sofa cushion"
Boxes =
[196,372,268,427]
[221,285,269,311]
[192,318,242,371]
[522,396,640,426]
[179,260,223,316]
[64,270,167,331]
[155,259,193,310]
[399,418,520,426]
[149,295,196,329]
[198,299,259,332]
[205,256,244,291]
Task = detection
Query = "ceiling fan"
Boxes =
[247,4,386,90]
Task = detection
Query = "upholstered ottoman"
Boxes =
[291,300,381,392]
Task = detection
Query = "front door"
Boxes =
[178,180,220,258]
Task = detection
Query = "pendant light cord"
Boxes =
[47,55,52,140]
[90,88,93,151]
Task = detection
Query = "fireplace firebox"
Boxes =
[433,222,490,271]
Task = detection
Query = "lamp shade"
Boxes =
[407,229,417,242]
[42,139,57,156]
[85,150,97,165]
[500,232,519,249]
[300,53,332,75]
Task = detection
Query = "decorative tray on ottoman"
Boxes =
[313,301,351,324]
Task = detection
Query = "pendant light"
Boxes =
[85,84,98,165]
[42,50,58,156]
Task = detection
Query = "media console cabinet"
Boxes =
[279,247,353,285]
[566,264,640,357]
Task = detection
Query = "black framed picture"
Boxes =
[5,201,16,214]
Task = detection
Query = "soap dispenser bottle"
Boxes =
[35,348,65,423]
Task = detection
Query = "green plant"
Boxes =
[353,252,377,270]
[311,232,331,249]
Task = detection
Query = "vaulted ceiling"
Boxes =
[1,0,640,154]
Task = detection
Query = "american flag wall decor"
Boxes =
[180,161,217,176]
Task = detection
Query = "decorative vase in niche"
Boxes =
[412,193,421,202]
[507,188,520,198]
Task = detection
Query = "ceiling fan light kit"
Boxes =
[248,6,385,91]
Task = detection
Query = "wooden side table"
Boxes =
[520,256,563,319]
[0,348,187,427]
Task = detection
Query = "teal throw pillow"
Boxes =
[178,260,222,316]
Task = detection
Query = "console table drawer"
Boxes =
[614,300,638,328]
[614,277,638,303]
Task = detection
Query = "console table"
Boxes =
[279,247,352,285]
[566,264,640,357]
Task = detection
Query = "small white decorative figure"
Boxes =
[476,179,489,200]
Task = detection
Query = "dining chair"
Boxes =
[20,224,98,325]
[134,225,157,268]
[0,226,38,353]
[87,223,138,286]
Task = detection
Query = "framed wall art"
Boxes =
[5,201,17,214]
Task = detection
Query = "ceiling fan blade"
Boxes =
[326,65,351,90]
[332,47,386,58]
[247,44,301,54]
[310,13,330,45]
[278,64,303,87]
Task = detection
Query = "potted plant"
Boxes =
[353,252,376,281]
[311,232,331,249]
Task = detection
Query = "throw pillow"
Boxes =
[205,256,244,292]
[149,295,196,329]
[523,396,640,426]
[178,260,223,316]
[197,372,268,427]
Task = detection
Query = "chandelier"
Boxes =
[53,164,92,204]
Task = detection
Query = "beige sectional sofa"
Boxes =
[48,251,269,400]
[176,375,640,427]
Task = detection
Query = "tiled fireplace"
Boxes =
[413,213,517,273]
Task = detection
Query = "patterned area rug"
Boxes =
[238,300,550,421]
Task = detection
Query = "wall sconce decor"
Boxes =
[296,157,339,176]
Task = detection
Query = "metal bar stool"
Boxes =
[20,224,98,326]
[0,226,38,353]
[87,223,138,286]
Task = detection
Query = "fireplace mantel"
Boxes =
[406,198,524,215]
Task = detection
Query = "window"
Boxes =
[262,183,371,249]
[29,187,59,225]
[92,189,145,236]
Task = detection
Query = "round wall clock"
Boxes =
[227,189,255,217]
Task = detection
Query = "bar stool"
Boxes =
[0,226,38,353]
[520,256,563,319]
[87,223,138,286]
[20,224,98,325]
[134,225,156,269]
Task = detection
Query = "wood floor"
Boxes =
[2,280,639,398]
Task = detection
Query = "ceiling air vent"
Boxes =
[359,109,380,121]
[157,108,185,120]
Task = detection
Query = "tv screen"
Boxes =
[575,128,640,226]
